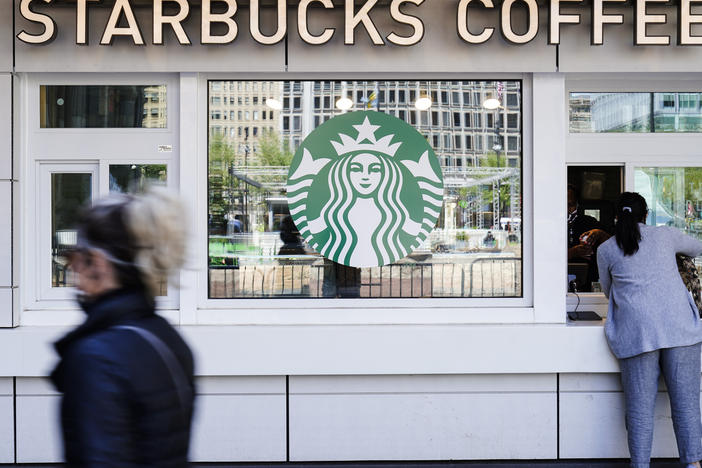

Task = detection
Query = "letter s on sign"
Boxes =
[18,0,57,45]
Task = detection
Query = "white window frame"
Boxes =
[190,73,535,325]
[36,162,98,303]
[20,73,180,325]
[565,73,702,315]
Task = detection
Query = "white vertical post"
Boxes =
[179,73,200,325]
[532,73,567,323]
[0,73,13,327]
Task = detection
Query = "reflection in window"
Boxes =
[52,173,91,287]
[635,167,702,241]
[207,80,523,299]
[570,92,702,133]
[108,164,168,296]
[41,85,167,128]
[109,164,167,194]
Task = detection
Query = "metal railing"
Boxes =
[209,256,522,299]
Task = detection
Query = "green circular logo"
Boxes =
[287,111,444,268]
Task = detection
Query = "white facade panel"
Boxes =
[0,395,13,463]
[559,5,702,72]
[287,4,556,73]
[0,288,11,329]
[15,394,62,463]
[560,390,684,459]
[0,180,11,289]
[0,378,13,463]
[14,5,285,73]
[191,376,287,462]
[190,394,287,462]
[0,74,11,180]
[0,4,11,73]
[289,375,557,461]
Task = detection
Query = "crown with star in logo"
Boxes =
[331,116,402,157]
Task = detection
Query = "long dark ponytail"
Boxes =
[615,192,648,256]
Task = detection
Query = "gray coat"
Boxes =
[597,224,702,359]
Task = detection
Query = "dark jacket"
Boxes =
[51,288,195,468]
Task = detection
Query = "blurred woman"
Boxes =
[50,189,195,467]
[597,192,702,468]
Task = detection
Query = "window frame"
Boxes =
[195,74,534,322]
[21,73,180,322]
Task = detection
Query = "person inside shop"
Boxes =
[568,184,611,290]
[597,192,702,468]
[50,189,195,466]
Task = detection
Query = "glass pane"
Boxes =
[109,164,168,296]
[569,93,651,133]
[635,167,702,241]
[40,85,166,128]
[208,80,522,299]
[52,173,91,287]
[109,164,167,194]
[653,93,702,132]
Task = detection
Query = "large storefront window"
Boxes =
[207,80,522,299]
[569,92,702,133]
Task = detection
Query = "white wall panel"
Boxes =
[0,378,13,463]
[15,378,62,463]
[0,180,11,289]
[15,395,62,463]
[0,289,11,329]
[560,373,688,459]
[190,376,286,462]
[0,74,11,180]
[0,3,11,72]
[289,375,557,461]
[559,4,702,72]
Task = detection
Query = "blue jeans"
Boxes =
[619,343,702,468]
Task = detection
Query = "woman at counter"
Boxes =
[597,192,702,468]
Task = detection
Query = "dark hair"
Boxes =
[615,192,648,256]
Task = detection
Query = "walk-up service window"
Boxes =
[567,89,702,298]
[207,80,523,299]
[567,166,623,293]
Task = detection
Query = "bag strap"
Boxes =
[113,325,192,410]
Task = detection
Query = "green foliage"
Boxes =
[208,135,237,234]
[255,130,294,167]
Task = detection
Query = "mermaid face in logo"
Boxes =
[349,153,382,197]
[287,113,443,268]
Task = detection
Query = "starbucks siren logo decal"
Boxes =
[286,111,444,268]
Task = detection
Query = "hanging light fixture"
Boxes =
[266,98,283,110]
[482,92,501,110]
[336,81,353,111]
[415,94,432,111]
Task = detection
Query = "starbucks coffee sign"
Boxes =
[287,111,444,268]
[16,0,702,47]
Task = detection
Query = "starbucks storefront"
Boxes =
[2,0,702,463]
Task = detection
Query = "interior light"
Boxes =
[336,97,353,110]
[415,96,432,111]
[266,98,283,110]
[482,98,501,110]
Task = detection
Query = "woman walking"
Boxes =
[50,189,195,467]
[597,192,702,468]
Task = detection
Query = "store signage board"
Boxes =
[287,111,443,268]
[15,0,702,47]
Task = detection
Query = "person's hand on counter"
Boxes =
[580,229,611,247]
